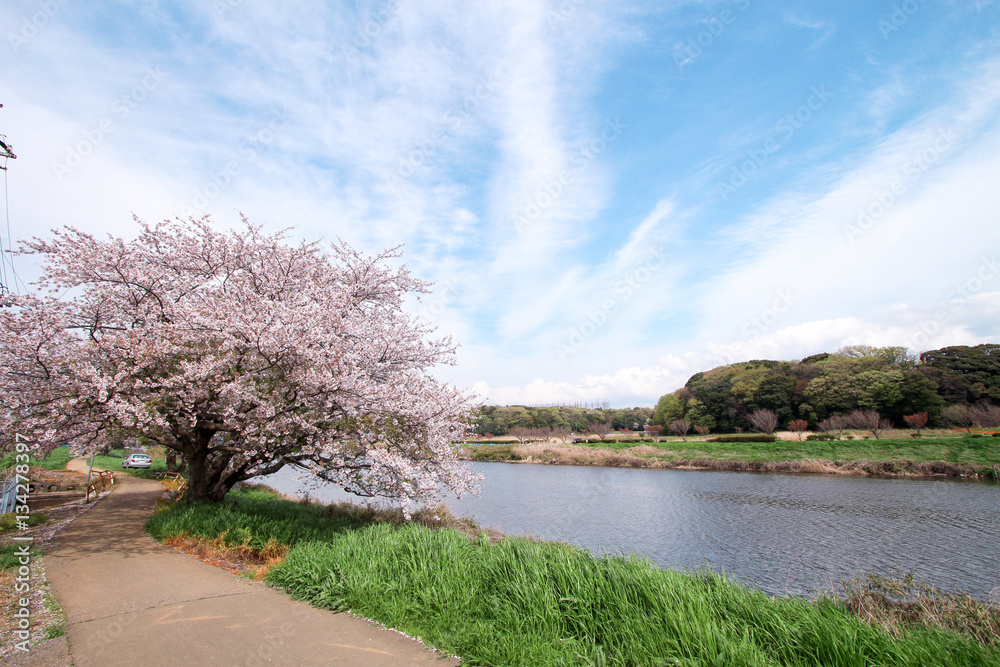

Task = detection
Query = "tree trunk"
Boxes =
[183,444,237,503]
[165,449,187,474]
[185,447,211,502]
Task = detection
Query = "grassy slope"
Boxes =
[147,489,1000,667]
[596,435,1000,464]
[465,435,1000,471]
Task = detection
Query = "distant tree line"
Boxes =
[472,405,654,438]
[652,344,1000,433]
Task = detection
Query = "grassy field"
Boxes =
[0,446,76,471]
[0,446,169,477]
[463,434,1000,478]
[89,449,169,477]
[147,488,1000,666]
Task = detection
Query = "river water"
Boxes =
[259,462,1000,601]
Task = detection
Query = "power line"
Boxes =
[0,102,22,295]
[4,167,25,294]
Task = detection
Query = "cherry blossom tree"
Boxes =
[0,217,478,511]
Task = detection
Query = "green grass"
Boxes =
[0,512,48,534]
[44,623,66,640]
[90,449,168,477]
[0,446,168,476]
[146,488,374,549]
[576,435,1000,466]
[0,447,75,471]
[147,490,1000,666]
[0,542,25,571]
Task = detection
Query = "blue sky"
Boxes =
[1,0,999,407]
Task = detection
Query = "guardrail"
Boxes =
[0,476,16,515]
[147,471,184,480]
[148,471,188,495]
[85,470,115,502]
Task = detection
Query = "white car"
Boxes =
[122,453,152,469]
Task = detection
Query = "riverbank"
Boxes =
[145,485,1000,666]
[460,434,1000,479]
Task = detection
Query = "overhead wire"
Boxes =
[0,158,8,294]
[2,162,26,294]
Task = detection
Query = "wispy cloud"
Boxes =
[1,0,998,406]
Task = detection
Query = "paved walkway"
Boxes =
[44,462,458,666]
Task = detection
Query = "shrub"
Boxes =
[806,434,835,441]
[911,433,923,438]
[706,434,777,443]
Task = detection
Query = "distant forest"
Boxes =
[472,344,1000,436]
[651,344,1000,433]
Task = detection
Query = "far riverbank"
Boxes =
[459,433,1000,480]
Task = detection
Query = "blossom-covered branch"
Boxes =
[0,216,479,509]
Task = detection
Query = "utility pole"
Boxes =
[0,104,15,167]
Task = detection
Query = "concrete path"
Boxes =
[45,463,458,666]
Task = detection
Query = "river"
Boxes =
[259,462,1000,601]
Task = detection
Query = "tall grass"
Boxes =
[268,527,999,666]
[146,487,485,550]
[147,490,1000,666]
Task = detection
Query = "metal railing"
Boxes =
[85,470,115,502]
[0,476,16,515]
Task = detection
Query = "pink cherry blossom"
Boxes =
[0,216,480,510]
